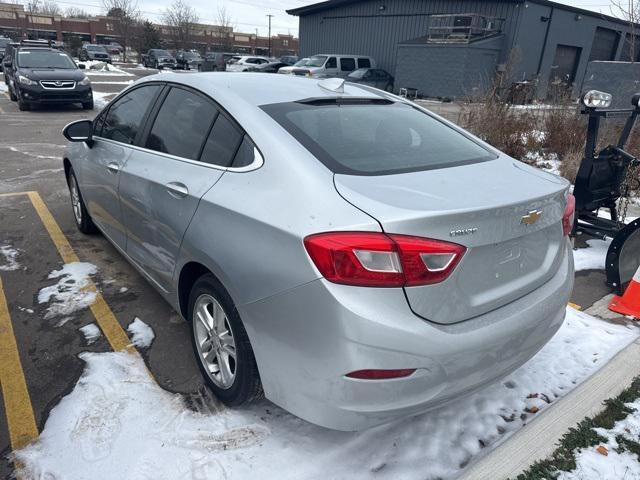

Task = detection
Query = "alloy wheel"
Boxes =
[193,294,237,389]
[69,175,82,225]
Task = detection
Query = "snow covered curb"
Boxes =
[13,307,640,480]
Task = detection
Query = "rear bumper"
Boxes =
[239,240,574,431]
[19,84,93,104]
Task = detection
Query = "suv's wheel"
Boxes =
[67,168,98,234]
[188,274,263,406]
[17,97,30,111]
[9,84,17,101]
[82,100,94,110]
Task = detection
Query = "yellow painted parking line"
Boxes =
[0,277,39,450]
[568,302,582,311]
[0,192,32,198]
[26,191,133,352]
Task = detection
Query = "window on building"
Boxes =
[589,27,619,62]
[282,39,288,46]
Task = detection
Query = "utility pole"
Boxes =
[266,14,274,57]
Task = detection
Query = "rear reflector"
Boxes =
[563,194,576,236]
[346,369,416,380]
[304,232,466,287]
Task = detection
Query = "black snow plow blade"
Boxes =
[607,219,640,294]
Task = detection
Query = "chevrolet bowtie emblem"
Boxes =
[521,210,543,225]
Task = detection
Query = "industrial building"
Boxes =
[288,0,640,100]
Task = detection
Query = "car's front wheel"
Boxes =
[188,274,263,406]
[68,168,98,234]
[8,84,17,101]
[17,96,30,111]
[82,100,94,110]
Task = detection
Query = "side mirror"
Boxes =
[63,120,93,146]
[78,64,85,70]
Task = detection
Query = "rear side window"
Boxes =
[262,101,496,175]
[146,87,218,160]
[200,114,243,167]
[357,58,371,69]
[101,85,161,144]
[232,136,257,168]
[340,58,356,72]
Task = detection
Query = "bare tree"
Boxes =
[65,6,90,18]
[102,0,140,61]
[213,6,234,52]
[611,0,640,62]
[162,0,199,51]
[25,0,61,15]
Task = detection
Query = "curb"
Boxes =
[458,327,640,480]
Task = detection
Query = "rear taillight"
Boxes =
[304,232,466,287]
[562,194,576,236]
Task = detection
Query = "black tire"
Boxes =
[82,100,94,110]
[17,96,30,111]
[67,167,98,234]
[9,84,17,101]
[188,273,263,406]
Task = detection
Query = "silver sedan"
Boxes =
[62,73,575,431]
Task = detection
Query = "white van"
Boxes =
[280,54,375,78]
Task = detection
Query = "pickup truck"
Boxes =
[141,49,176,69]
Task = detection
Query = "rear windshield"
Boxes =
[262,101,496,175]
[86,45,106,52]
[17,51,76,69]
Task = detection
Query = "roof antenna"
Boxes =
[318,77,345,94]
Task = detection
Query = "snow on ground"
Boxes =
[91,80,135,86]
[76,60,134,77]
[557,396,640,480]
[79,323,102,345]
[573,238,611,271]
[0,81,7,93]
[93,91,115,109]
[0,245,20,271]
[37,262,97,319]
[127,317,155,348]
[13,307,640,480]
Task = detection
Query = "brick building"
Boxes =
[0,2,298,57]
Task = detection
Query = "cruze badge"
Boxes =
[521,210,543,225]
[450,227,478,237]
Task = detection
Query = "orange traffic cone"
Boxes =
[609,265,640,319]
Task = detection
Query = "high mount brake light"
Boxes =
[304,232,466,287]
[562,194,576,236]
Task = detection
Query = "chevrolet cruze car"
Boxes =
[62,73,575,431]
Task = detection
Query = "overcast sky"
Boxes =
[52,0,625,36]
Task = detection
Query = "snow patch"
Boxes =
[79,323,102,345]
[93,91,115,109]
[0,245,20,271]
[573,238,611,271]
[38,263,97,319]
[119,287,128,293]
[557,396,640,479]
[77,60,133,77]
[13,308,640,480]
[127,317,154,348]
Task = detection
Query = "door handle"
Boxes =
[165,182,189,198]
[106,162,120,174]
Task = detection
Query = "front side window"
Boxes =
[101,85,161,144]
[17,51,76,69]
[146,87,218,160]
[262,101,496,175]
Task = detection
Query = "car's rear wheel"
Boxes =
[68,168,98,234]
[188,274,263,406]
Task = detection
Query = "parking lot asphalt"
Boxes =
[0,69,620,477]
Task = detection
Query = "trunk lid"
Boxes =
[334,157,569,324]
